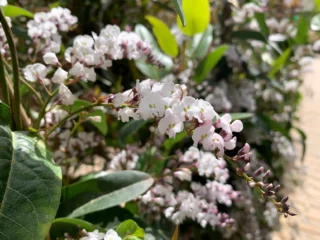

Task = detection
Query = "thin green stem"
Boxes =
[0,10,22,130]
[35,88,59,130]
[0,52,10,106]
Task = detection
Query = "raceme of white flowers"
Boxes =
[140,147,239,228]
[80,229,121,240]
[112,79,243,156]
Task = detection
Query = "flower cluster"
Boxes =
[140,147,239,229]
[80,229,121,240]
[112,79,243,157]
[27,7,78,54]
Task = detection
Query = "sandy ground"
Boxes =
[273,59,320,239]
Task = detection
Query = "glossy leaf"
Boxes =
[146,16,178,57]
[49,218,103,239]
[268,48,291,78]
[295,16,309,44]
[0,103,62,240]
[116,220,144,240]
[194,45,228,83]
[118,119,147,146]
[254,13,269,37]
[311,14,320,31]
[3,5,34,18]
[177,0,210,36]
[187,24,213,59]
[85,109,108,135]
[65,171,154,218]
[171,0,186,26]
[231,30,267,43]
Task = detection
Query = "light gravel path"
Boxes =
[273,59,320,240]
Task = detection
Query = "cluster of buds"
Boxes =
[228,143,296,217]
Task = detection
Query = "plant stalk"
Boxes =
[0,10,22,130]
[0,51,9,106]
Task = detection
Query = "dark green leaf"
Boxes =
[194,45,228,83]
[171,0,186,26]
[293,127,306,162]
[231,30,267,43]
[254,13,269,37]
[64,171,153,218]
[0,111,62,239]
[49,218,103,239]
[227,113,254,120]
[0,102,11,127]
[163,131,188,152]
[3,5,34,18]
[295,16,309,44]
[116,220,144,240]
[134,60,170,80]
[85,109,108,135]
[118,119,147,146]
[70,99,92,112]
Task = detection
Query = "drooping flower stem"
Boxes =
[0,10,22,130]
[0,50,10,106]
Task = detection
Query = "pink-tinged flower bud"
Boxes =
[254,167,264,177]
[274,185,281,192]
[238,143,251,155]
[265,183,273,192]
[243,163,250,172]
[288,211,297,216]
[281,196,289,203]
[265,191,275,197]
[262,170,271,181]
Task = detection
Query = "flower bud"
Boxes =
[254,167,264,177]
[262,170,271,181]
[243,163,250,172]
[265,191,275,197]
[274,185,281,192]
[249,182,256,188]
[265,183,273,192]
[281,196,289,203]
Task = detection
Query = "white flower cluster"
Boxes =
[271,132,296,162]
[109,149,138,171]
[113,79,243,156]
[27,7,78,54]
[141,147,239,228]
[80,229,121,240]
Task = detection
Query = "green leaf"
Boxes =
[187,24,213,59]
[118,119,147,146]
[146,16,179,58]
[254,13,269,37]
[3,5,34,18]
[177,0,210,36]
[268,48,291,78]
[0,104,62,239]
[65,171,153,218]
[134,24,172,79]
[194,45,228,83]
[85,109,108,135]
[311,13,320,31]
[295,16,309,44]
[227,112,254,120]
[50,218,103,239]
[293,127,306,162]
[49,1,60,8]
[315,0,320,11]
[0,102,11,126]
[171,0,186,26]
[116,220,144,240]
[163,131,187,152]
[70,99,92,112]
[231,30,267,43]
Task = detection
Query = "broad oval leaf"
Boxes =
[177,0,210,36]
[65,171,154,218]
[231,30,267,43]
[194,45,228,83]
[0,103,62,240]
[311,14,320,31]
[50,218,104,239]
[146,16,179,58]
[171,0,186,26]
[3,5,34,18]
[187,24,213,59]
[116,219,144,239]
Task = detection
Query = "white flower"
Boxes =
[43,52,59,65]
[174,168,192,181]
[23,63,48,84]
[192,123,214,147]
[52,67,68,83]
[104,229,121,240]
[80,229,105,240]
[158,109,184,138]
[0,0,7,7]
[59,84,75,105]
